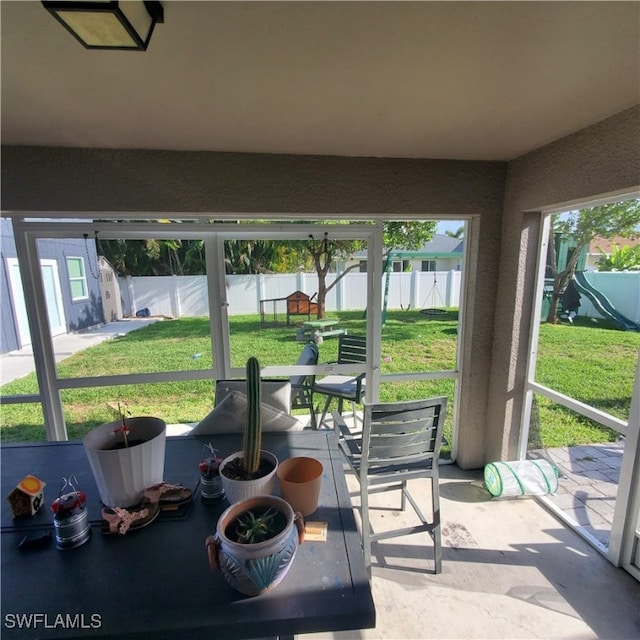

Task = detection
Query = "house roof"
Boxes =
[352,234,464,259]
[1,2,638,162]
[391,235,464,258]
[589,236,640,255]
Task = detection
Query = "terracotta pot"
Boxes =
[83,417,166,508]
[219,450,278,504]
[206,495,304,596]
[277,456,323,517]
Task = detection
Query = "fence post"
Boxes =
[411,269,419,310]
[447,270,456,307]
[256,274,264,317]
[127,276,136,317]
[171,274,181,318]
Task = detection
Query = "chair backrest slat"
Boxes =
[371,419,437,436]
[363,396,447,470]
[370,441,438,459]
[370,407,438,435]
[369,430,439,463]
[337,335,367,364]
[370,428,437,450]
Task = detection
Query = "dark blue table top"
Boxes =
[1,432,375,639]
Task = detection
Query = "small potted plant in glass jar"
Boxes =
[199,444,224,502]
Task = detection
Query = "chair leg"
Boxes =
[318,396,332,429]
[318,396,360,429]
[431,476,442,574]
[400,480,407,511]
[360,482,372,579]
[306,393,318,430]
[308,405,318,430]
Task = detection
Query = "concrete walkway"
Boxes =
[0,318,158,385]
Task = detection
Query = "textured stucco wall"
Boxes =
[454,211,503,468]
[0,148,505,217]
[482,105,640,465]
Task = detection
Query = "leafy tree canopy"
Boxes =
[596,243,640,271]
[553,199,639,245]
[97,219,439,320]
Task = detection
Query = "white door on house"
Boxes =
[6,258,67,347]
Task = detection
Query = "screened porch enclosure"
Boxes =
[2,218,468,462]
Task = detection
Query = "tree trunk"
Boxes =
[546,278,563,324]
[311,248,330,320]
[545,228,559,324]
[546,236,585,324]
[317,275,327,319]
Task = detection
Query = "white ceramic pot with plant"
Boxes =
[206,494,304,596]
[219,357,278,503]
[83,413,166,508]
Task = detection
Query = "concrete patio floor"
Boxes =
[305,463,640,640]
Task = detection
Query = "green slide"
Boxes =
[573,271,638,331]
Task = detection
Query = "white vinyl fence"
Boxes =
[120,270,639,324]
[120,270,462,318]
[574,271,640,325]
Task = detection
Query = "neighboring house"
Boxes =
[343,235,464,273]
[586,235,640,270]
[0,218,104,354]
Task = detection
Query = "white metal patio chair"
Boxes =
[333,396,447,577]
[313,334,366,429]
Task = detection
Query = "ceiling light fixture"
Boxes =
[42,1,164,51]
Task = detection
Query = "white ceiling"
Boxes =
[1,1,639,161]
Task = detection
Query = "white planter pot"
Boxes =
[206,495,304,596]
[83,417,166,508]
[219,450,278,504]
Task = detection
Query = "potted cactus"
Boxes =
[219,357,278,503]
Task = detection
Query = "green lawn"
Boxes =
[530,316,639,448]
[1,310,638,450]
